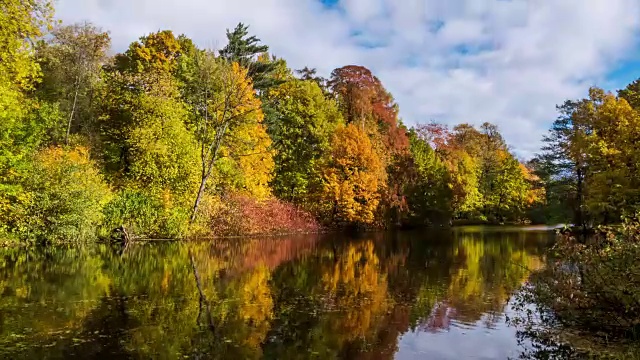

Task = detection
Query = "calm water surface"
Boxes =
[0,226,555,359]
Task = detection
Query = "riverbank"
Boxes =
[2,218,561,248]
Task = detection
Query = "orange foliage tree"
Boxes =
[328,65,408,155]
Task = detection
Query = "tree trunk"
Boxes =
[190,122,229,223]
[65,79,80,146]
[576,167,586,233]
[190,173,210,223]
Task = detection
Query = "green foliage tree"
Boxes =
[405,131,452,225]
[488,152,530,221]
[0,0,54,172]
[535,99,590,227]
[99,71,199,191]
[3,146,111,244]
[264,78,344,205]
[219,23,285,92]
[618,78,640,110]
[36,22,111,145]
[99,37,201,237]
[113,30,183,74]
[295,66,328,93]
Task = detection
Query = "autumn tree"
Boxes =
[415,121,451,151]
[264,78,344,205]
[113,30,185,74]
[186,52,272,221]
[328,65,408,155]
[521,161,547,222]
[36,22,111,144]
[583,91,640,223]
[415,121,531,222]
[0,0,58,237]
[321,124,383,226]
[534,86,640,226]
[327,65,409,226]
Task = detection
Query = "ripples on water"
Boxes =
[0,227,555,359]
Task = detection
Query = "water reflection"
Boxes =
[0,228,552,359]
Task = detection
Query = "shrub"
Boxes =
[101,188,191,239]
[198,193,320,237]
[0,146,112,244]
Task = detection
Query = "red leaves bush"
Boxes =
[208,194,321,237]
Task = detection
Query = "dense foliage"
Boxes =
[0,1,547,244]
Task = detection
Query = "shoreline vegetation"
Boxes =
[511,220,640,359]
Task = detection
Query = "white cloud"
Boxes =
[54,0,640,157]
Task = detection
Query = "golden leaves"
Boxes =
[322,124,383,225]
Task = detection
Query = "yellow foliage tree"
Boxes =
[3,146,112,243]
[520,162,545,207]
[321,124,383,225]
[188,56,274,220]
[584,91,640,221]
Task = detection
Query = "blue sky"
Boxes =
[55,0,640,157]
[320,0,339,8]
[605,55,640,90]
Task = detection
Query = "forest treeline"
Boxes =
[4,0,639,244]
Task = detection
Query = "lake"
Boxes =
[0,226,555,359]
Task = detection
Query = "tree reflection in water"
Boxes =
[0,228,552,359]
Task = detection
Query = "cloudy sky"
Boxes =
[55,0,640,157]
